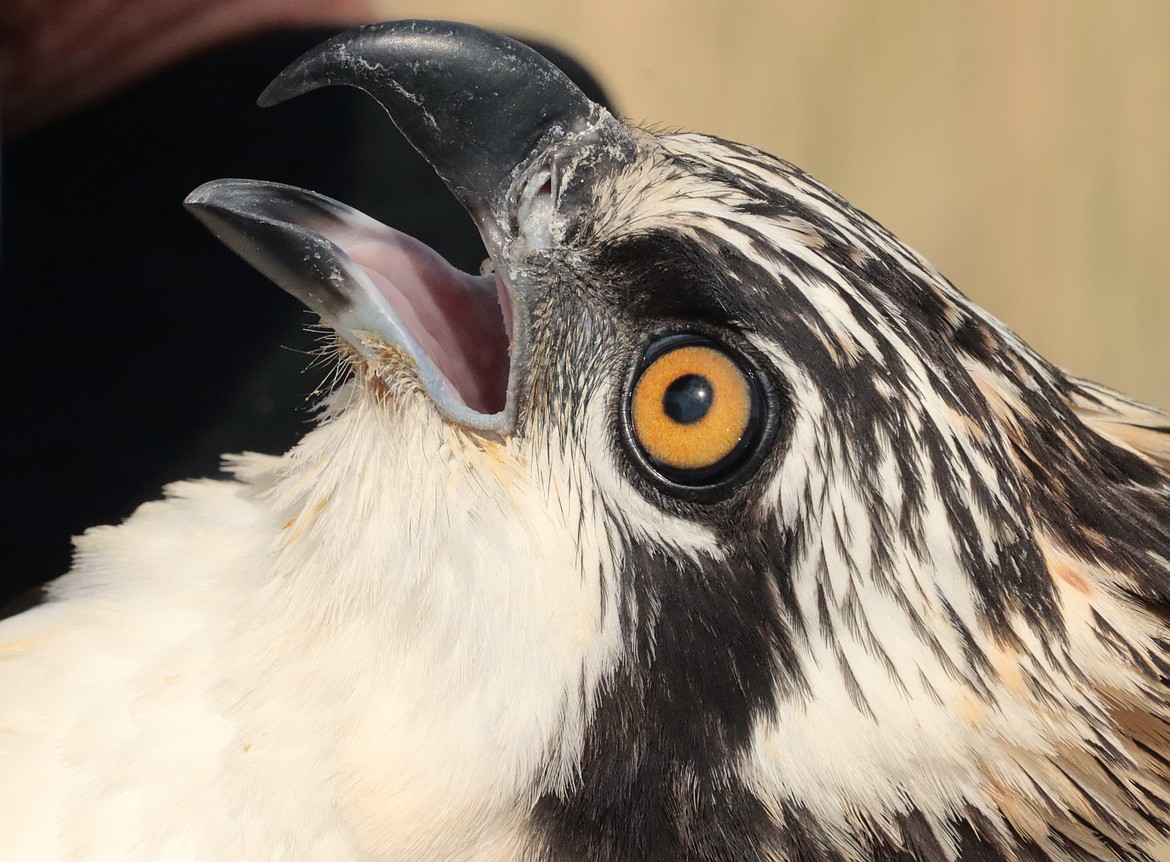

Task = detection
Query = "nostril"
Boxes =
[517,166,556,250]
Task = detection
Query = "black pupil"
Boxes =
[663,374,713,425]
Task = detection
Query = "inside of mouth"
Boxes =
[343,231,511,415]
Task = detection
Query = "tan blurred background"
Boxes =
[386,0,1170,409]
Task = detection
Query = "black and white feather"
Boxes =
[1,20,1168,862]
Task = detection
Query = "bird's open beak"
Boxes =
[184,20,604,436]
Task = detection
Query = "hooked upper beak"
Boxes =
[184,20,604,436]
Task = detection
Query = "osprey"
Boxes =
[2,19,1169,862]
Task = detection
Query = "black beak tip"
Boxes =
[255,44,339,109]
[254,20,450,110]
[184,179,228,210]
[247,20,600,209]
[256,78,294,109]
[183,179,260,225]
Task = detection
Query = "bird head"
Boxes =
[185,21,1170,862]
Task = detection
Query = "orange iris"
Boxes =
[631,344,752,471]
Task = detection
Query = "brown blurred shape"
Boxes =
[0,0,373,135]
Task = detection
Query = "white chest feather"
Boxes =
[0,389,620,861]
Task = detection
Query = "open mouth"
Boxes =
[343,223,513,416]
[184,180,520,433]
[184,19,610,436]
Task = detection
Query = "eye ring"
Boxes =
[621,333,774,497]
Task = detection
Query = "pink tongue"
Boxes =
[344,231,510,414]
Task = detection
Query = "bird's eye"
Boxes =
[625,335,765,488]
